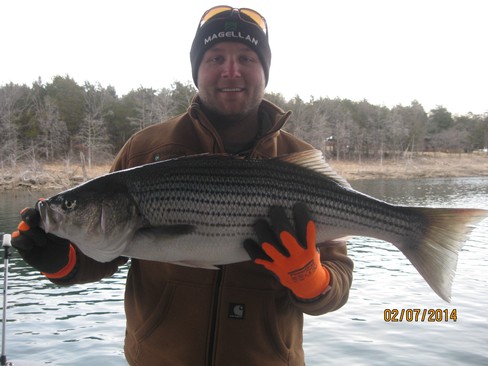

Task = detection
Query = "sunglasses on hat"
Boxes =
[199,5,268,35]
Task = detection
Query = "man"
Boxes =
[12,6,353,365]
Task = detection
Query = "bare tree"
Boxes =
[77,83,112,168]
[323,99,355,161]
[0,83,28,167]
[153,88,178,122]
[28,81,70,161]
[128,87,161,130]
[38,97,69,160]
[390,101,428,157]
[170,81,197,115]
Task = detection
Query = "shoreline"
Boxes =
[329,153,488,181]
[1,153,487,191]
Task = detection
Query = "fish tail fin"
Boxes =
[399,207,487,302]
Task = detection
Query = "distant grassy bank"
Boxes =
[1,153,487,191]
[329,152,488,181]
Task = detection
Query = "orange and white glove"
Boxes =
[244,203,330,300]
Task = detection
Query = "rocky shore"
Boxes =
[0,163,99,191]
[1,153,487,192]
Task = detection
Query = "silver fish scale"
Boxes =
[111,156,425,242]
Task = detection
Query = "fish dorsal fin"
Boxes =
[276,150,352,189]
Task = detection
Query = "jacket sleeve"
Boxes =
[50,247,127,286]
[290,240,354,315]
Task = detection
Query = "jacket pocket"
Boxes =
[216,288,303,365]
[128,281,214,365]
[133,282,176,342]
[264,292,293,360]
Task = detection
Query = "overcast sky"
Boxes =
[1,0,486,115]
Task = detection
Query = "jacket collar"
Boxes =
[188,94,292,139]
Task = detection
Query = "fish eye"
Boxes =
[64,199,77,210]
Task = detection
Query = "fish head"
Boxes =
[37,186,144,261]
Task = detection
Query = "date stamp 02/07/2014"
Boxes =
[383,308,458,322]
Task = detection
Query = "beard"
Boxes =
[198,88,264,124]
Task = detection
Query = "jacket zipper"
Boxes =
[207,265,224,366]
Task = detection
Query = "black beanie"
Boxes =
[190,10,271,86]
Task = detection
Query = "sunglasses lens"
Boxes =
[200,6,232,26]
[240,9,267,33]
[199,6,267,34]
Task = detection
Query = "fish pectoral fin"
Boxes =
[136,224,196,238]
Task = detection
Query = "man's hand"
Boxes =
[11,207,76,278]
[244,203,330,300]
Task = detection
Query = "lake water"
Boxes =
[1,177,487,365]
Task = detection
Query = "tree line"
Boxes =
[1,75,487,168]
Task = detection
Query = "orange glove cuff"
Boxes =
[285,253,330,300]
[43,244,77,279]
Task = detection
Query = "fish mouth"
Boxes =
[36,199,61,233]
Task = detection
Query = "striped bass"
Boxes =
[37,150,488,301]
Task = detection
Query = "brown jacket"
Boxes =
[64,96,354,366]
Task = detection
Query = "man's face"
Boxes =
[197,42,266,120]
